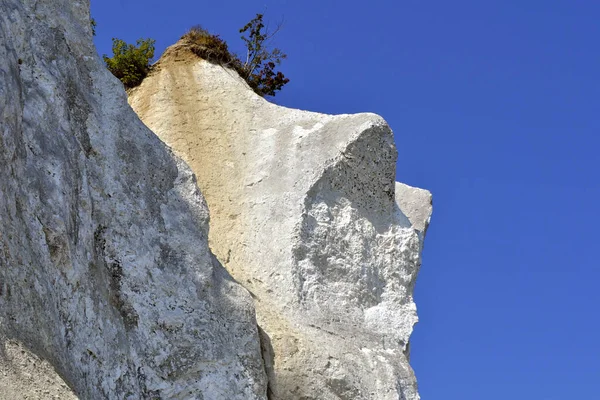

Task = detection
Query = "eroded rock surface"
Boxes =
[129,42,432,400]
[0,338,78,400]
[0,1,266,398]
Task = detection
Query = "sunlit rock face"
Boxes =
[129,41,432,400]
[0,1,266,399]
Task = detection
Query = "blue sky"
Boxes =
[91,1,600,398]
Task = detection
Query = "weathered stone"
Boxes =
[0,338,78,400]
[129,42,432,400]
[0,1,266,399]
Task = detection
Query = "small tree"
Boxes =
[103,38,155,88]
[238,14,289,96]
[181,15,289,97]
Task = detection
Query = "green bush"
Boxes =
[103,38,155,88]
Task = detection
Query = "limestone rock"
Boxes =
[0,338,78,400]
[0,1,266,399]
[129,42,432,400]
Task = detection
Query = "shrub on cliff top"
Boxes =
[238,14,289,97]
[182,26,237,67]
[103,38,155,89]
[181,14,289,97]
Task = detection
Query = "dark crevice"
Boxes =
[258,325,276,400]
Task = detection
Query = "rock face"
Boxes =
[0,0,432,397]
[129,42,432,400]
[0,339,78,399]
[0,1,266,399]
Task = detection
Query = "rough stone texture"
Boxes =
[129,42,433,400]
[0,338,77,399]
[0,1,267,399]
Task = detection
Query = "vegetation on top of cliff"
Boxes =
[183,26,238,67]
[181,14,289,97]
[101,14,288,95]
[103,38,155,89]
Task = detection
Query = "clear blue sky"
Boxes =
[91,1,600,398]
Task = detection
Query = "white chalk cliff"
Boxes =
[128,42,432,400]
[0,1,265,398]
[0,0,432,398]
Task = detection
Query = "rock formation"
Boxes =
[128,42,432,400]
[0,0,431,398]
[0,1,266,398]
[0,339,78,399]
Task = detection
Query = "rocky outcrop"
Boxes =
[129,42,432,399]
[0,1,266,398]
[0,0,432,397]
